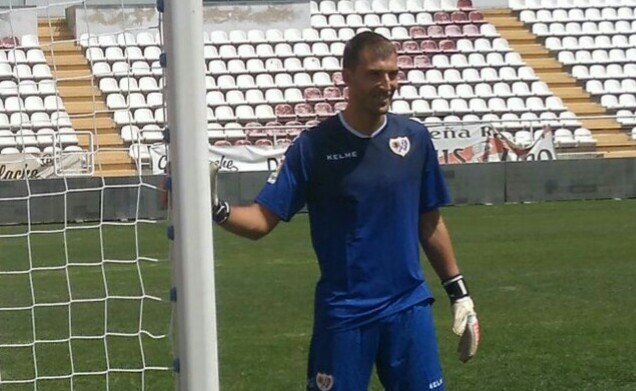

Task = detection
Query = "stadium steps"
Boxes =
[44,54,89,70]
[88,150,139,174]
[484,9,636,157]
[39,40,77,54]
[58,85,102,99]
[38,18,136,176]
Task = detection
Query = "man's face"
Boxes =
[343,47,399,115]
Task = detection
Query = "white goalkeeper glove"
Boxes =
[210,162,230,224]
[443,275,480,363]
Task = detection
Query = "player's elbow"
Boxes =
[247,203,280,240]
[226,203,279,240]
[245,227,270,241]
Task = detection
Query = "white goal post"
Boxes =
[0,0,219,389]
[162,0,221,389]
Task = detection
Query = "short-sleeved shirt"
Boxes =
[256,113,450,332]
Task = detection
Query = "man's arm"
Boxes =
[209,162,281,241]
[216,202,280,241]
[418,208,459,281]
[419,208,480,363]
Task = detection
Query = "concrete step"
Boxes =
[524,58,562,71]
[72,117,115,129]
[39,37,76,46]
[38,19,65,26]
[484,15,524,25]
[595,132,635,142]
[62,95,108,104]
[76,125,120,134]
[52,68,92,78]
[57,84,98,94]
[52,64,95,73]
[40,41,79,53]
[97,134,125,147]
[58,85,102,97]
[96,169,139,177]
[80,150,135,171]
[596,143,636,153]
[38,23,71,33]
[583,119,625,131]
[57,78,97,87]
[538,73,579,85]
[94,150,132,161]
[95,162,137,172]
[561,96,594,104]
[39,31,74,41]
[604,150,636,158]
[44,54,87,66]
[65,101,108,113]
[66,109,111,120]
[482,8,513,16]
[567,102,607,115]
[551,87,590,99]
[93,151,135,171]
[512,44,549,56]
[498,30,535,40]
[77,133,123,147]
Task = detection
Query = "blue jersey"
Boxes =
[255,113,450,332]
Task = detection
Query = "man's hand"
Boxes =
[443,275,480,363]
[210,162,230,224]
[452,297,479,363]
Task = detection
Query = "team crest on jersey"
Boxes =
[315,372,334,391]
[389,136,410,157]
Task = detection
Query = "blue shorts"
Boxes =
[306,302,444,391]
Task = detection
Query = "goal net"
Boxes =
[0,0,180,389]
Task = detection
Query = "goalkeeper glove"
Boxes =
[210,162,231,225]
[442,274,480,363]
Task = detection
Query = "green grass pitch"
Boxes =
[0,199,635,390]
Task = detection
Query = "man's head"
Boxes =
[342,31,399,116]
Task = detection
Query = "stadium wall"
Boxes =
[1,158,635,225]
[475,0,508,8]
[0,176,166,225]
[66,1,309,36]
[0,6,38,37]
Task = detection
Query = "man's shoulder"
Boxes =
[306,114,341,134]
[296,114,342,142]
[387,114,431,138]
[286,115,340,153]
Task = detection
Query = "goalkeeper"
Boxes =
[211,31,479,391]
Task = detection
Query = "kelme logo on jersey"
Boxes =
[315,372,334,391]
[429,378,444,389]
[389,137,410,157]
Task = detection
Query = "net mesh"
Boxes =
[0,0,173,389]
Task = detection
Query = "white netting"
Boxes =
[0,0,173,389]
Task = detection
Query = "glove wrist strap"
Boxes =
[442,274,470,303]
[212,200,231,225]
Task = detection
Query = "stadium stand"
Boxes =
[0,32,81,157]
[0,19,132,175]
[501,0,636,155]
[80,0,591,155]
[4,0,636,176]
[518,0,636,135]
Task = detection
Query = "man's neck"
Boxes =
[341,106,385,137]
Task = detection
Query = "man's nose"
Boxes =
[379,74,392,90]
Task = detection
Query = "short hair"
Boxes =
[342,31,396,70]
